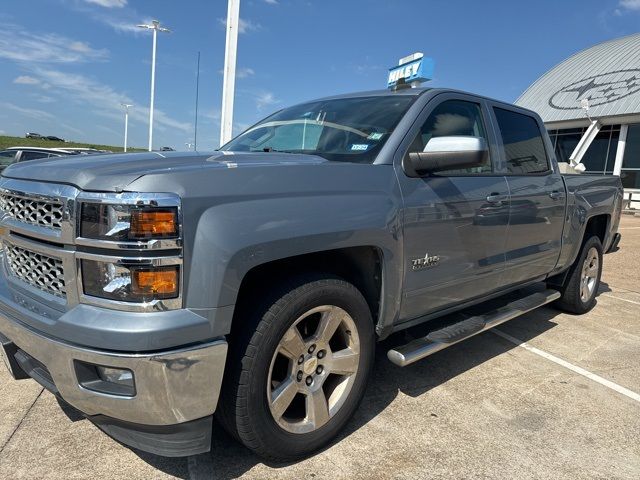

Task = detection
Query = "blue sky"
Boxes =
[0,0,639,151]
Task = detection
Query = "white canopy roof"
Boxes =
[517,33,640,124]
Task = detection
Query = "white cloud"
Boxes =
[255,91,279,110]
[69,1,151,35]
[264,0,279,4]
[0,23,108,63]
[218,67,255,79]
[202,109,221,122]
[13,75,41,85]
[237,67,255,79]
[619,0,640,10]
[239,18,261,33]
[218,17,261,34]
[97,125,121,136]
[0,102,55,120]
[106,19,152,34]
[69,41,96,53]
[31,68,191,133]
[30,94,56,104]
[84,0,127,7]
[0,130,6,135]
[60,123,85,137]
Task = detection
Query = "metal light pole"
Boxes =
[138,20,171,152]
[194,51,201,151]
[120,103,132,152]
[220,0,240,146]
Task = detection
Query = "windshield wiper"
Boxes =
[254,147,295,153]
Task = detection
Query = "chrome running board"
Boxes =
[387,289,561,367]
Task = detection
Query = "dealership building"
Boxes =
[516,33,640,208]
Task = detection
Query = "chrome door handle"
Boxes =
[549,191,564,200]
[486,194,508,205]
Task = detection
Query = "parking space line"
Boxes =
[601,294,640,306]
[0,388,44,455]
[492,329,640,403]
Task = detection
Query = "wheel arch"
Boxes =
[582,213,610,246]
[548,213,609,288]
[230,246,386,339]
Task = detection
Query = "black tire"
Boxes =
[216,274,375,461]
[552,235,603,314]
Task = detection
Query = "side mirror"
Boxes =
[404,136,488,177]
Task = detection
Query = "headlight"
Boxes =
[81,259,179,303]
[80,203,179,241]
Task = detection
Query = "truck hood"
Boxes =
[1,151,327,192]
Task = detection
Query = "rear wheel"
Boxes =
[551,235,603,314]
[217,275,375,461]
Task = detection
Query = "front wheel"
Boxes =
[217,275,375,461]
[551,235,603,314]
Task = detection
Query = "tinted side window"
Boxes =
[406,99,492,174]
[19,151,50,161]
[0,150,17,167]
[494,108,549,174]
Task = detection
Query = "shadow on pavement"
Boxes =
[135,291,572,479]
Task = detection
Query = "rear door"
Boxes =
[395,93,510,322]
[489,105,565,285]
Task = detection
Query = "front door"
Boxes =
[395,96,510,322]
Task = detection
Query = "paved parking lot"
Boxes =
[1,216,639,479]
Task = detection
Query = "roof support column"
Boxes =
[613,124,628,176]
[569,120,601,170]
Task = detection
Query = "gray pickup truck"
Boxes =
[0,88,623,461]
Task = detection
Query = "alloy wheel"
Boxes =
[580,246,599,302]
[267,305,360,434]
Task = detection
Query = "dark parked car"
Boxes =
[0,147,78,171]
[45,136,65,142]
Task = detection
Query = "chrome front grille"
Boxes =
[0,192,64,230]
[4,243,66,298]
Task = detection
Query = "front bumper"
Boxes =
[0,308,227,425]
[0,303,227,455]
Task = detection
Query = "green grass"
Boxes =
[0,135,146,152]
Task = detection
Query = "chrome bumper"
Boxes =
[0,308,227,426]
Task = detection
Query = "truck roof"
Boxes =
[311,88,540,119]
[313,87,431,102]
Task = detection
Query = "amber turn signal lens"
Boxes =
[130,209,178,238]
[132,267,179,297]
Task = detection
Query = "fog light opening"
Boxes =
[75,361,136,397]
[97,366,134,387]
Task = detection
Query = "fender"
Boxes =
[187,189,403,334]
[127,161,406,337]
[554,176,622,273]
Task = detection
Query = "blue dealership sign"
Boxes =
[387,56,434,88]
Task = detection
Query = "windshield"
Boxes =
[220,95,416,163]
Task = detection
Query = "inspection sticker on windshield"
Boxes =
[351,144,369,151]
[367,132,384,140]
